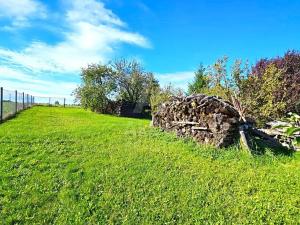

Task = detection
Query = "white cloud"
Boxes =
[0,66,77,99]
[0,0,150,99]
[0,0,47,29]
[66,0,125,27]
[156,71,195,90]
[0,0,150,73]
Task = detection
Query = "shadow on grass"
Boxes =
[150,127,295,159]
[250,136,294,156]
[0,106,38,126]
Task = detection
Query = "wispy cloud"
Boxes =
[0,66,77,98]
[0,0,150,73]
[0,0,150,98]
[66,0,125,27]
[0,0,47,29]
[156,71,195,90]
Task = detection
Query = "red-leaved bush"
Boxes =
[251,50,300,114]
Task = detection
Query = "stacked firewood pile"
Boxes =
[152,93,299,152]
[260,121,300,151]
[152,94,241,147]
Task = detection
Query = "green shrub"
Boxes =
[276,113,300,147]
[150,84,183,114]
[188,57,289,126]
[240,64,286,125]
[188,64,209,94]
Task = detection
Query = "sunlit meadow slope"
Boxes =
[0,107,299,224]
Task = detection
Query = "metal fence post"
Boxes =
[0,87,3,123]
[15,90,17,114]
[22,92,25,110]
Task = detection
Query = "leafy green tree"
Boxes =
[188,64,210,94]
[74,64,116,112]
[240,64,286,125]
[186,55,295,125]
[252,50,300,114]
[202,56,233,100]
[231,59,250,93]
[74,59,159,113]
[112,59,159,104]
[150,84,183,114]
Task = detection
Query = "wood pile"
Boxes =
[260,121,300,151]
[152,94,241,147]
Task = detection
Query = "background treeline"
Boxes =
[74,50,300,126]
[187,50,300,126]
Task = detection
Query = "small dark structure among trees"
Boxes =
[105,100,151,118]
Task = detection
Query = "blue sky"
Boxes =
[0,0,300,99]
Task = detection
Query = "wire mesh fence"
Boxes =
[0,87,68,123]
[34,96,66,106]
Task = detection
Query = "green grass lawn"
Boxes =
[0,107,299,224]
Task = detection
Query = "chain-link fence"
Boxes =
[0,87,68,123]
